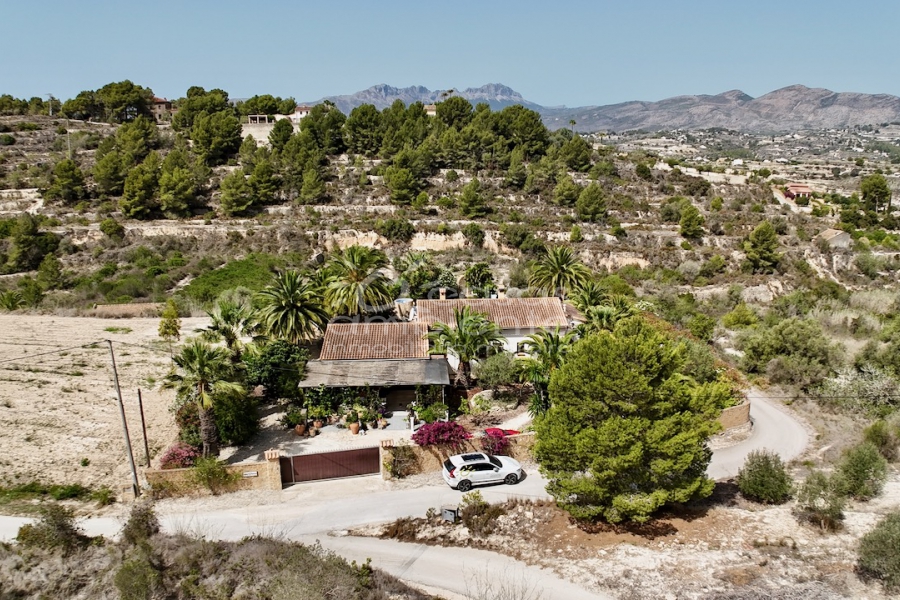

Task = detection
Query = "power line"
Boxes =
[0,341,107,366]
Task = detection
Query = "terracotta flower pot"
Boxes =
[294,423,306,436]
[313,419,324,429]
[349,422,360,435]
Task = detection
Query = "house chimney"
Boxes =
[439,287,446,300]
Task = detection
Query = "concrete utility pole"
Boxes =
[107,340,141,498]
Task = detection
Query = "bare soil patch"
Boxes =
[0,314,208,496]
[362,475,900,599]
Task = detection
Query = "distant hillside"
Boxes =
[544,85,900,132]
[315,83,544,114]
[312,84,900,133]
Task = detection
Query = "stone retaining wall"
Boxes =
[718,401,751,431]
[379,433,536,480]
[145,450,281,497]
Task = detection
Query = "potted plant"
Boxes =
[377,406,389,430]
[360,408,378,430]
[280,406,306,435]
[346,410,360,435]
[309,405,328,429]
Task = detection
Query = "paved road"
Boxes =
[707,387,809,480]
[0,388,806,599]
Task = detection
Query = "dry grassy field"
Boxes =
[0,315,208,494]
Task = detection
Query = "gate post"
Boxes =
[264,449,282,489]
[380,439,394,480]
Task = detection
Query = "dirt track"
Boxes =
[0,315,208,493]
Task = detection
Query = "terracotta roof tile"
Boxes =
[320,322,429,360]
[416,298,568,331]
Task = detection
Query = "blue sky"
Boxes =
[1,0,898,107]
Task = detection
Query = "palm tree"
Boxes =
[580,295,637,334]
[164,340,245,457]
[528,246,591,301]
[256,270,328,344]
[324,245,393,317]
[427,307,504,387]
[197,300,256,362]
[570,279,607,312]
[520,328,576,416]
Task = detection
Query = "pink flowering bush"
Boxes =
[412,421,471,450]
[480,430,510,455]
[158,442,201,469]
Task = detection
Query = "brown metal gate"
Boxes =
[279,446,380,485]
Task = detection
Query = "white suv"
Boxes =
[441,452,522,491]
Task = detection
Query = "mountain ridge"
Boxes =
[310,83,900,132]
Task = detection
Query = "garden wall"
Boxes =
[379,433,536,480]
[718,401,751,431]
[145,450,281,497]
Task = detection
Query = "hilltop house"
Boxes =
[150,97,173,122]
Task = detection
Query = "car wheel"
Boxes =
[457,480,472,492]
[504,473,519,485]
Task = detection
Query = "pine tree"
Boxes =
[535,318,721,523]
[744,220,781,273]
[679,204,705,239]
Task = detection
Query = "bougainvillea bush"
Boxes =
[158,442,201,469]
[411,422,471,450]
[480,430,510,455]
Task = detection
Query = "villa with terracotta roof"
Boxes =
[416,297,569,352]
[298,297,573,402]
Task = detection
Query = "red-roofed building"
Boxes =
[784,183,813,199]
[150,97,173,123]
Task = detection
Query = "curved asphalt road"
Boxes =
[0,387,806,600]
[707,387,809,480]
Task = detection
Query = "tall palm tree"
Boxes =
[324,245,393,317]
[427,307,504,387]
[529,246,591,301]
[164,340,245,457]
[197,300,256,362]
[520,328,576,416]
[256,270,329,344]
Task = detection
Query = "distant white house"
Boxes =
[814,228,852,250]
[289,105,314,124]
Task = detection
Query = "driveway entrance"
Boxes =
[279,446,381,485]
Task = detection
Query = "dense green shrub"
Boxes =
[214,392,259,446]
[115,554,160,600]
[459,491,506,536]
[16,504,90,552]
[863,420,898,461]
[739,317,839,388]
[722,303,757,329]
[121,501,160,545]
[191,457,240,495]
[375,218,415,243]
[836,442,888,500]
[100,218,125,239]
[179,254,283,304]
[736,450,792,504]
[795,470,845,531]
[858,511,900,592]
[475,352,520,390]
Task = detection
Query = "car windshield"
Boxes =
[488,455,502,468]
